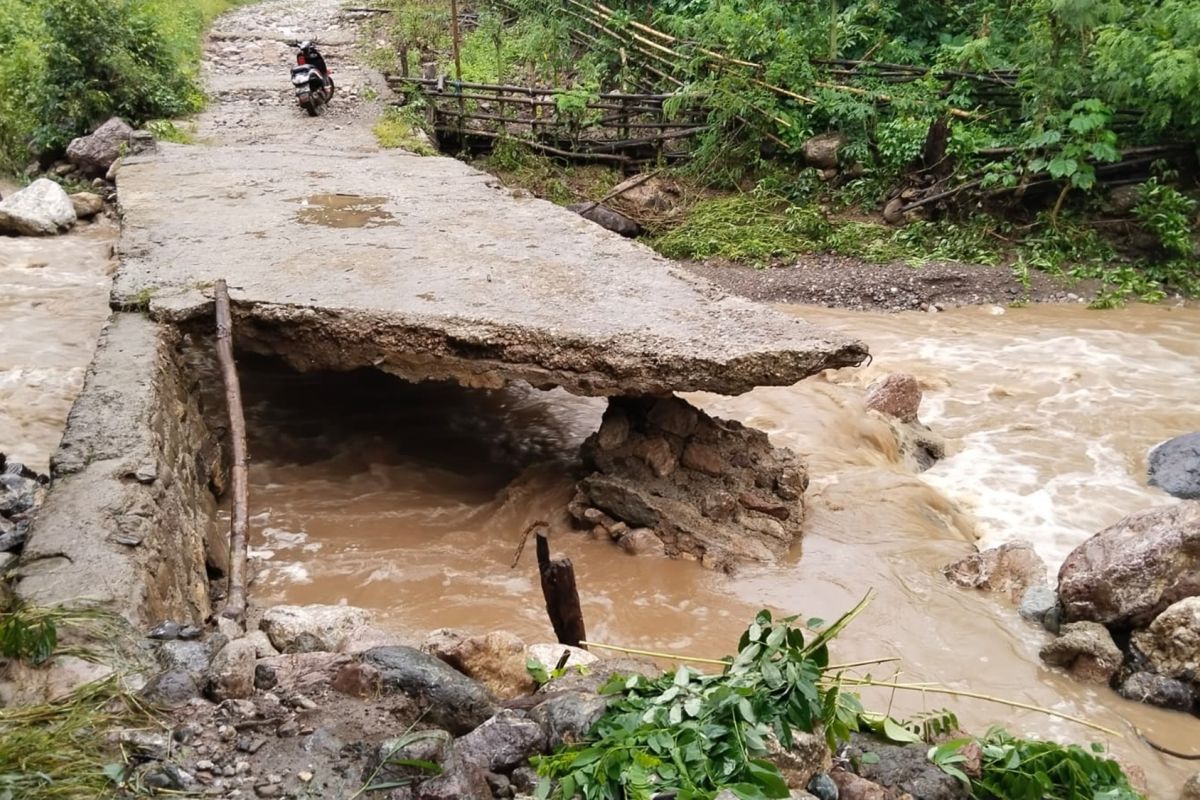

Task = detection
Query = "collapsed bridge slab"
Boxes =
[114,143,866,396]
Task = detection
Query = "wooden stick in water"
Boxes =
[535,527,587,649]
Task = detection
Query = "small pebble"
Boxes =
[196,760,216,772]
[298,771,313,782]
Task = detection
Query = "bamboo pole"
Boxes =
[449,0,464,81]
[215,280,249,623]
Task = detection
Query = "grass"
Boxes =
[373,106,436,155]
[0,606,156,800]
[479,138,620,206]
[0,676,158,800]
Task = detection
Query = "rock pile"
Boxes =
[570,395,810,569]
[0,453,49,575]
[942,499,1200,717]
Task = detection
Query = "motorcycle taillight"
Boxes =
[297,54,306,65]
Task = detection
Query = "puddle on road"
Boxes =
[292,194,396,228]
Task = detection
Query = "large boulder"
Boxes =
[361,646,497,734]
[944,541,1048,604]
[1131,596,1200,681]
[1038,621,1123,684]
[366,729,452,787]
[1058,502,1200,628]
[846,735,970,800]
[66,117,134,175]
[1117,671,1196,712]
[528,690,608,748]
[0,178,76,236]
[1149,433,1200,500]
[423,629,534,699]
[455,709,547,772]
[803,132,846,170]
[205,638,256,700]
[864,373,922,423]
[69,192,105,220]
[260,604,371,653]
[568,202,642,238]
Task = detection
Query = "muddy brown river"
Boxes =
[238,302,1200,795]
[3,237,1198,793]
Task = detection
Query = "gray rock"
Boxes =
[568,203,641,238]
[141,668,200,708]
[1039,621,1124,684]
[1181,772,1200,800]
[361,646,497,734]
[367,729,452,786]
[806,773,839,800]
[414,743,492,800]
[766,730,831,789]
[1117,671,1195,712]
[528,691,608,748]
[456,709,547,771]
[537,655,659,695]
[158,636,226,676]
[206,639,257,700]
[864,373,922,422]
[70,192,105,220]
[1058,502,1200,628]
[260,603,371,653]
[1130,596,1200,680]
[0,179,77,236]
[1148,433,1200,499]
[847,734,969,799]
[66,117,134,175]
[1018,584,1058,624]
[944,541,1048,604]
[803,132,846,170]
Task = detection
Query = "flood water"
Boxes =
[0,220,116,472]
[4,235,1199,794]
[238,302,1200,795]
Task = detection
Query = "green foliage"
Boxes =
[0,0,247,171]
[931,727,1144,800]
[1134,177,1198,257]
[532,605,868,800]
[0,675,154,800]
[0,607,57,666]
[374,105,436,155]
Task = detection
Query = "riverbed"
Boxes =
[3,226,1198,792]
[240,301,1200,795]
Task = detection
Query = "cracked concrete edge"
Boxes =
[16,313,218,629]
[144,294,869,397]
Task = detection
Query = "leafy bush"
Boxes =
[533,607,865,800]
[1134,177,1198,257]
[0,0,244,171]
[931,727,1144,800]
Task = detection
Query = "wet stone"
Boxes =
[806,773,839,800]
[362,645,498,734]
[1117,671,1196,712]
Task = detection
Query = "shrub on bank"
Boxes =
[0,0,243,173]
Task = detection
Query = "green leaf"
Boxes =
[102,763,125,784]
[882,717,923,744]
[860,751,880,765]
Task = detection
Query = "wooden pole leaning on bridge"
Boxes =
[534,526,587,649]
[214,279,250,623]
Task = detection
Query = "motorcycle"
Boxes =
[290,40,334,116]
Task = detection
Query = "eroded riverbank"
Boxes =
[241,302,1200,795]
